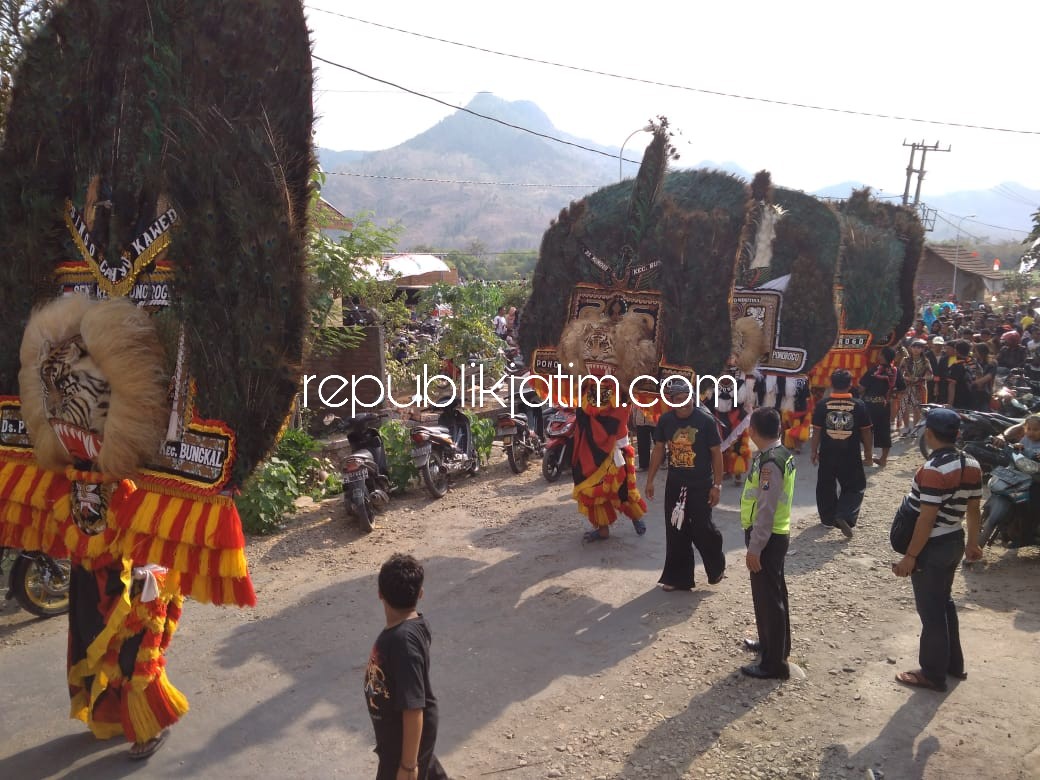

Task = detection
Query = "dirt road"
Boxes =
[1,436,1038,780]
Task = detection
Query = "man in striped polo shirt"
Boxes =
[892,408,983,692]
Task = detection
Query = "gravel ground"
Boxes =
[1,436,1038,780]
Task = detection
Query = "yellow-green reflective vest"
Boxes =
[740,445,794,534]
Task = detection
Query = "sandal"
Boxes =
[583,528,608,543]
[895,670,947,692]
[129,729,169,760]
[632,519,647,536]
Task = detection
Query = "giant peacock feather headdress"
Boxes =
[0,0,313,605]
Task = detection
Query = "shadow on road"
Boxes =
[819,687,946,779]
[960,552,1040,633]
[160,539,714,776]
[0,731,125,780]
[613,674,774,778]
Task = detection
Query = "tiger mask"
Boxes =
[557,307,658,389]
[19,295,168,479]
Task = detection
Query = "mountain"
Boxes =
[317,96,1038,251]
[317,95,623,252]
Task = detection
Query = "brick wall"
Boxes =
[302,326,386,416]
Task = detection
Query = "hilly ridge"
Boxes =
[318,95,1038,252]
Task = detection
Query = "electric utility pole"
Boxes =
[901,139,950,207]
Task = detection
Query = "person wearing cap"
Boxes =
[926,336,945,403]
[892,407,983,692]
[810,369,873,538]
[645,379,727,590]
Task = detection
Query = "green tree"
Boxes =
[307,174,406,356]
[491,250,538,280]
[1026,208,1040,245]
[0,1,57,141]
[443,249,490,281]
[420,281,503,376]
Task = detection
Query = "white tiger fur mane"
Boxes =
[19,295,168,479]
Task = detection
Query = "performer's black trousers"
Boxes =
[635,425,654,470]
[660,479,725,588]
[745,529,791,674]
[816,454,866,528]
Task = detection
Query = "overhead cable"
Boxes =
[323,170,601,188]
[311,55,641,165]
[308,7,1040,136]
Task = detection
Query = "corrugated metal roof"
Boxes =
[925,244,1005,280]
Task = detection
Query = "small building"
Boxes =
[314,197,353,241]
[914,244,1004,304]
[369,253,460,289]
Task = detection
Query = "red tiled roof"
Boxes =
[925,244,1004,280]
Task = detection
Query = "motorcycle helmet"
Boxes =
[1001,331,1022,348]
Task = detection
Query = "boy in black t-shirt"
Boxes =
[364,554,448,780]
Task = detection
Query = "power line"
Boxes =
[324,170,601,188]
[933,211,986,243]
[991,184,1039,208]
[308,7,1040,136]
[933,209,1029,237]
[311,55,642,165]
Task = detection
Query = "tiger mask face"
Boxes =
[557,308,658,388]
[39,336,111,462]
[19,295,168,478]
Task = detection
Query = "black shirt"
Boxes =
[858,363,906,403]
[947,358,980,409]
[812,393,871,460]
[365,616,439,767]
[653,406,721,486]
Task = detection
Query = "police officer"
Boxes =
[739,407,796,680]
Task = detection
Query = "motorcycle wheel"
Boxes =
[10,555,71,617]
[979,505,999,548]
[977,497,1010,544]
[542,449,562,483]
[422,451,450,498]
[349,493,374,534]
[506,438,529,474]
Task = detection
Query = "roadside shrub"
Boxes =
[467,411,496,466]
[380,418,418,491]
[274,427,342,499]
[236,457,300,535]
[274,427,319,474]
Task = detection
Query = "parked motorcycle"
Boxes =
[979,448,1040,548]
[333,412,393,533]
[914,405,1021,460]
[495,385,546,474]
[1,547,71,617]
[410,395,478,498]
[991,385,1040,418]
[541,406,576,483]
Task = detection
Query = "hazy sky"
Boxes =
[307,1,1038,203]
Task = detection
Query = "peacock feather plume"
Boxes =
[0,0,313,487]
